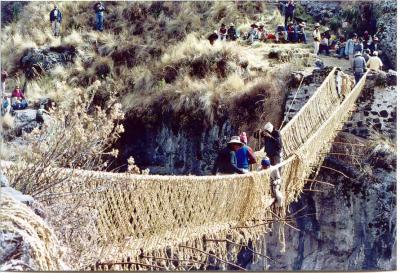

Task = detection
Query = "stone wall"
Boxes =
[343,71,397,140]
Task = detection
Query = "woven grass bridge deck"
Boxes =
[1,67,369,270]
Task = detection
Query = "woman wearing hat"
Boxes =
[312,23,321,55]
[212,136,245,175]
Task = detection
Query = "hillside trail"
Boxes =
[239,36,352,77]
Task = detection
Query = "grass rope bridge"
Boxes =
[1,67,369,270]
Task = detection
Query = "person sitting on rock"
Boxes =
[236,133,257,173]
[11,85,28,110]
[208,30,219,45]
[49,4,62,36]
[363,48,371,63]
[218,23,228,41]
[352,51,367,83]
[319,34,330,56]
[286,21,296,42]
[213,136,245,175]
[1,94,10,116]
[362,30,372,48]
[369,36,381,55]
[259,157,283,207]
[336,35,346,59]
[227,23,238,41]
[297,22,307,43]
[257,24,268,42]
[366,51,383,71]
[94,2,106,32]
[246,23,259,44]
[275,25,287,43]
[261,122,283,166]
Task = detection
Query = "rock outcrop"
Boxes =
[265,145,396,270]
[374,0,397,70]
[20,46,77,79]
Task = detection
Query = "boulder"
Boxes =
[20,46,76,79]
[10,108,51,137]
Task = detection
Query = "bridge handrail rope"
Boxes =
[1,68,369,269]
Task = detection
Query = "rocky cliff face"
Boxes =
[118,117,237,175]
[374,0,397,70]
[264,150,396,270]
[257,70,397,271]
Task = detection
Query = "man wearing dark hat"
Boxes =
[369,36,381,55]
[213,136,245,175]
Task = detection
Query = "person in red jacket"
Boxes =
[11,85,28,110]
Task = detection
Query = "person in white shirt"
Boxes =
[312,23,321,55]
[366,51,383,71]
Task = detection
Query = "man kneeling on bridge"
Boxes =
[260,157,284,207]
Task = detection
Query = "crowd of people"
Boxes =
[1,71,29,115]
[208,20,308,45]
[213,122,284,207]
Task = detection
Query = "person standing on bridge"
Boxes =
[236,133,257,173]
[312,23,321,55]
[352,52,366,83]
[262,122,283,166]
[213,136,245,175]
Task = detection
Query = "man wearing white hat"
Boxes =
[367,51,383,71]
[312,23,321,55]
[261,122,283,166]
[352,51,367,83]
[213,136,245,175]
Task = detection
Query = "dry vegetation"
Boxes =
[1,1,310,133]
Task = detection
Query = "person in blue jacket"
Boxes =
[49,4,62,36]
[94,2,106,31]
[235,133,257,173]
[345,33,358,67]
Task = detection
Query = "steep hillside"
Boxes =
[1,1,313,174]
